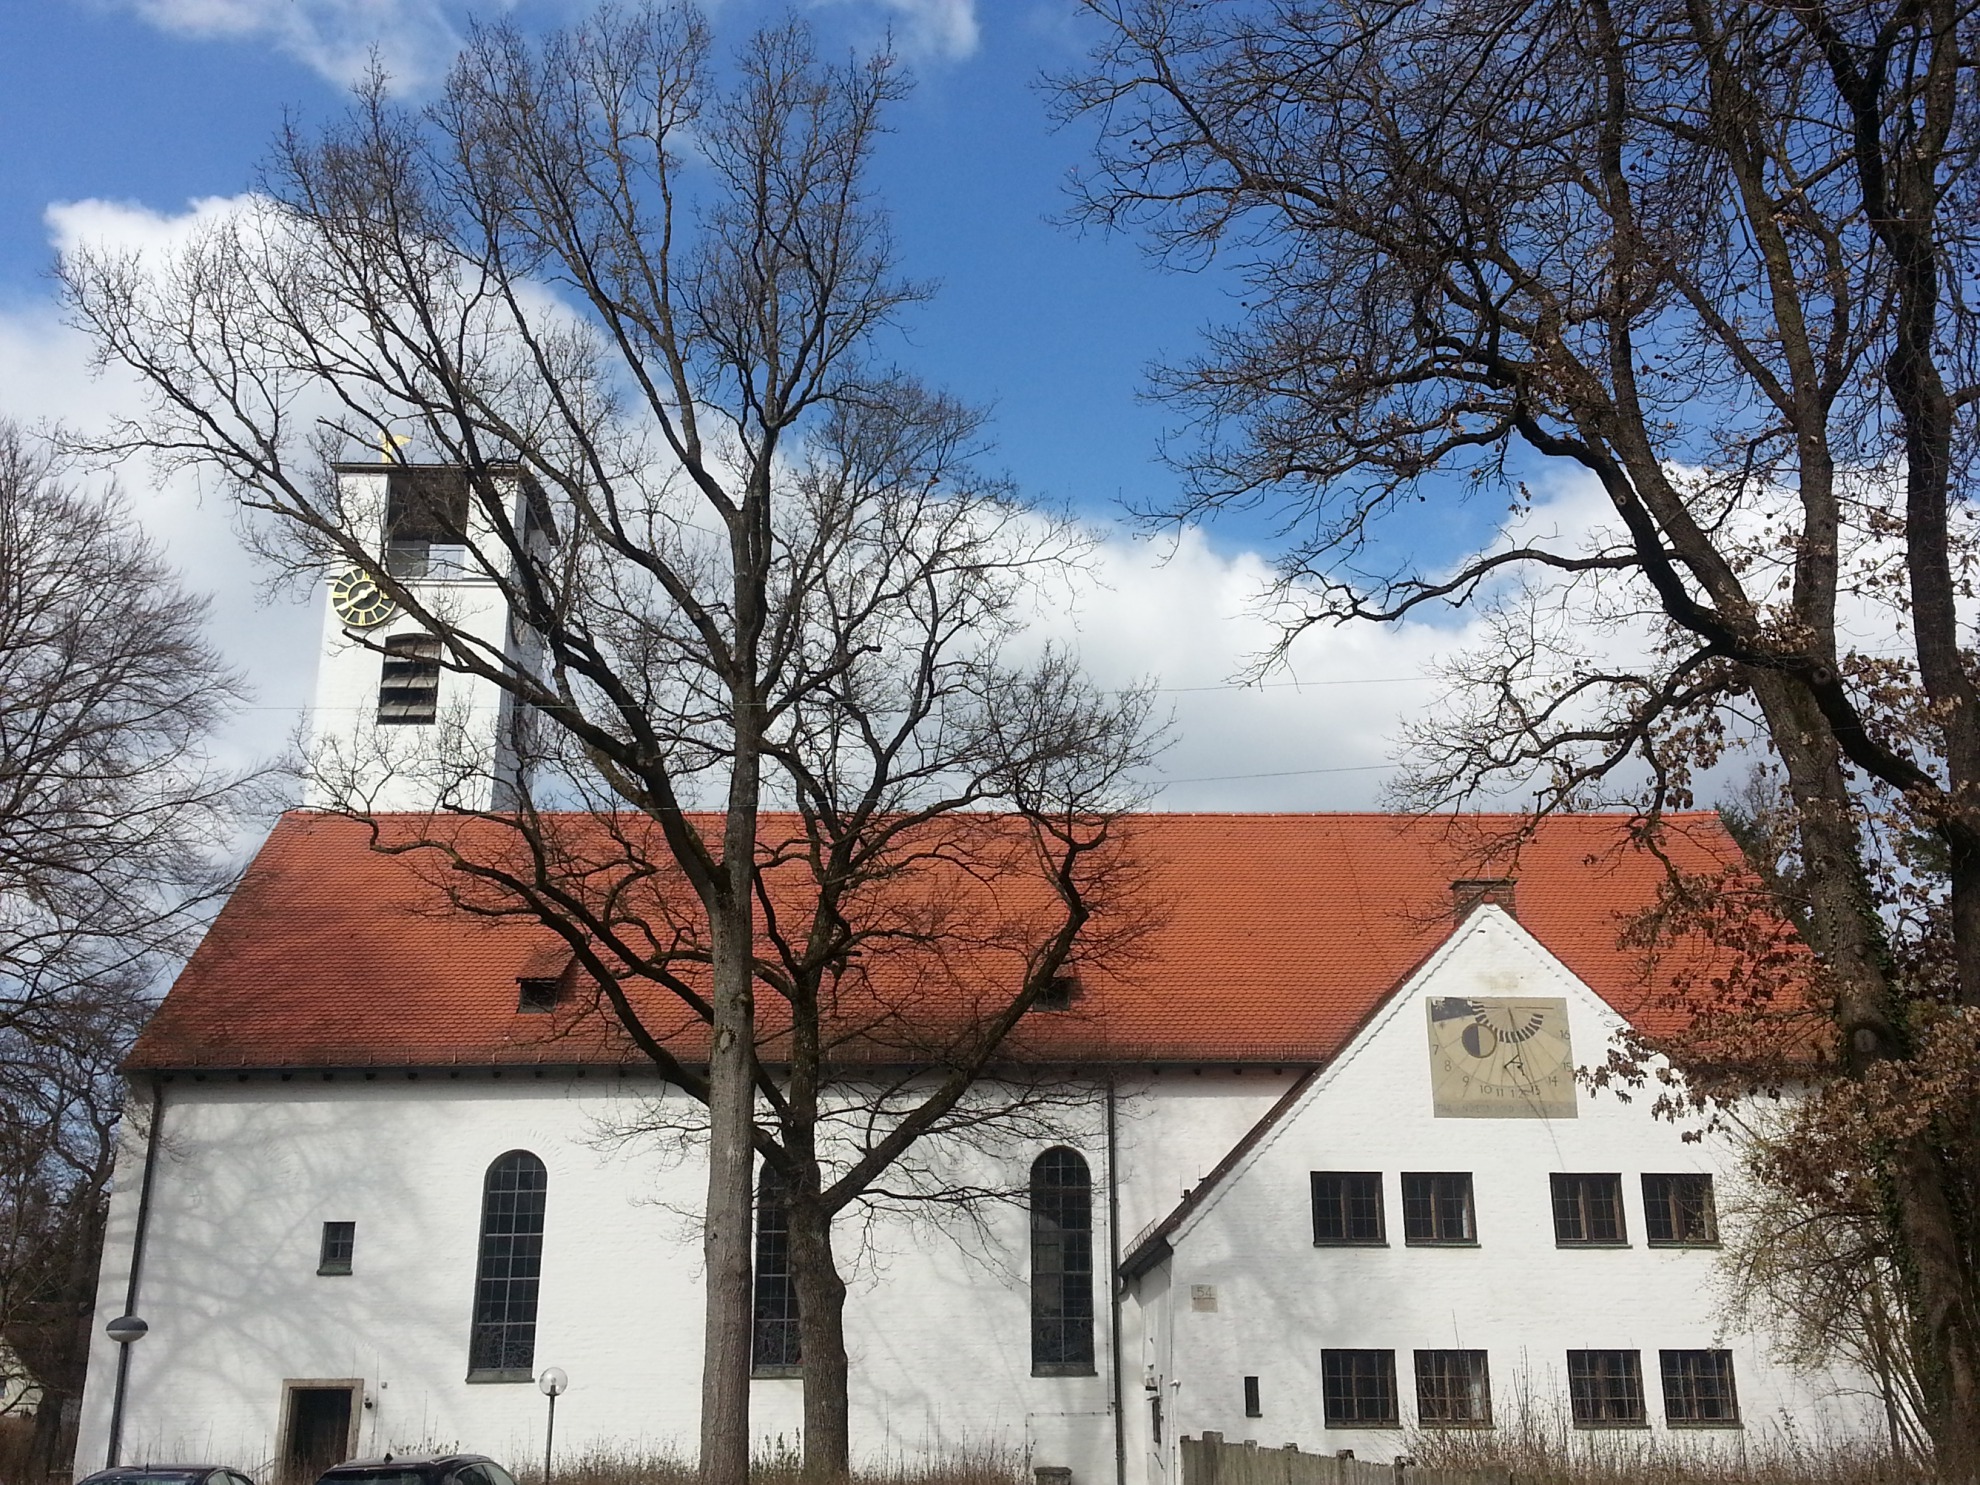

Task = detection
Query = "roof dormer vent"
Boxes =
[1450,877,1517,921]
[1032,974,1081,1013]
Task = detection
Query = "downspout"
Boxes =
[106,1073,166,1469]
[1107,1077,1125,1485]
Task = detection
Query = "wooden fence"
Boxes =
[1180,1433,1513,1485]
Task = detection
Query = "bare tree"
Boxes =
[60,8,1155,1477]
[0,420,255,1475]
[1059,0,1980,1469]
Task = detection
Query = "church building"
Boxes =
[77,468,1881,1484]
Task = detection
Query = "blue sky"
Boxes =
[0,0,1584,809]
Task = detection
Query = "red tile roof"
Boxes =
[127,809,1750,1072]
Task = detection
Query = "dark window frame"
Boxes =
[1031,1147,1097,1375]
[1321,1349,1400,1428]
[1567,1350,1647,1427]
[1643,1174,1720,1247]
[1552,1173,1628,1246]
[1401,1173,1477,1245]
[1414,1350,1492,1427]
[1311,1172,1387,1246]
[1661,1350,1740,1426]
[466,1150,546,1381]
[384,469,472,579]
[752,1166,801,1376]
[516,977,561,1014]
[317,1220,355,1276]
[377,634,443,726]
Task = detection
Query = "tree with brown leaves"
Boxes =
[1060,0,1980,1470]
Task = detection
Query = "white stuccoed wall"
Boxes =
[1124,909,1880,1476]
[77,1068,1293,1482]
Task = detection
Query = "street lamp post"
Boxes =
[536,1368,568,1485]
[104,1315,148,1468]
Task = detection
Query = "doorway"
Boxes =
[280,1380,360,1483]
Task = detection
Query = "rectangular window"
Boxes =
[752,1172,801,1373]
[1401,1173,1476,1244]
[1661,1350,1739,1425]
[378,634,442,725]
[1568,1350,1646,1426]
[317,1221,355,1276]
[1311,1172,1386,1245]
[1414,1350,1491,1426]
[1243,1375,1262,1418]
[1643,1174,1718,1246]
[1322,1349,1398,1427]
[1552,1174,1627,1245]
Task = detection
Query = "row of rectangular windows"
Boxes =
[1311,1172,1717,1247]
[1301,1349,1737,1429]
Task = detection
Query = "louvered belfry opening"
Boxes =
[377,634,442,724]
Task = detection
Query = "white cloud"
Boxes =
[21,191,1623,819]
[102,0,981,83]
[6,195,321,791]
[104,0,472,88]
[815,0,979,60]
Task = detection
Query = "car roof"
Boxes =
[325,1457,495,1471]
[80,1470,231,1480]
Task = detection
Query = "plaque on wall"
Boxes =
[1426,996,1577,1118]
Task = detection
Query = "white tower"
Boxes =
[303,463,538,814]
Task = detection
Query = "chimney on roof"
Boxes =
[1451,877,1517,921]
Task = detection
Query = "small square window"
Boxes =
[1661,1350,1739,1425]
[1032,976,1079,1012]
[1414,1350,1491,1426]
[1643,1174,1718,1246]
[1321,1349,1398,1427]
[318,1220,355,1276]
[1311,1173,1386,1245]
[1568,1350,1645,1426]
[1402,1173,1476,1244]
[1552,1174,1627,1245]
[378,635,442,725]
[517,977,560,1014]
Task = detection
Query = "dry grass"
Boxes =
[1406,1403,1926,1485]
[528,1442,1029,1485]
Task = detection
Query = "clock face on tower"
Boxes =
[1426,996,1578,1119]
[329,567,398,629]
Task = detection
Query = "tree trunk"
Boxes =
[701,899,758,1485]
[789,1193,850,1481]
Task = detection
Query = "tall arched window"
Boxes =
[752,1166,801,1372]
[468,1150,547,1379]
[1031,1147,1095,1374]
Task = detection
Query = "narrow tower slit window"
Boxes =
[467,1150,546,1380]
[1031,1147,1096,1374]
[378,634,442,725]
[753,1166,801,1373]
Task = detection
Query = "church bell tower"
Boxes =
[303,462,538,814]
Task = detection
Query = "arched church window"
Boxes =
[467,1150,547,1380]
[752,1165,801,1373]
[1031,1147,1095,1375]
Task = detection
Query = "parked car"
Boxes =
[314,1454,521,1485]
[80,1467,258,1485]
